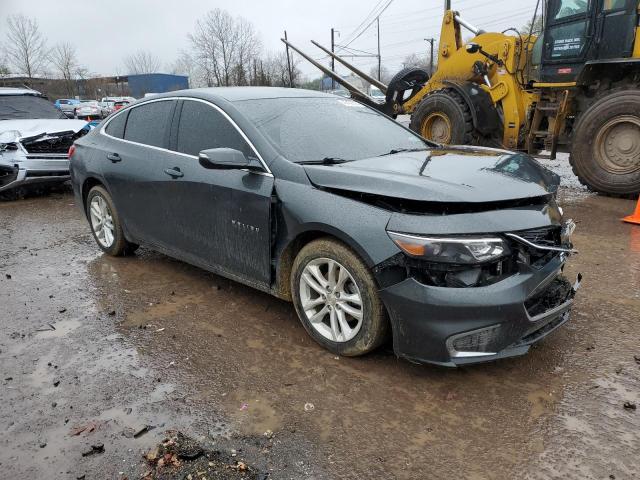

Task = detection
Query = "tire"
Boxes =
[386,67,430,105]
[291,238,389,357]
[570,87,640,197]
[409,88,475,145]
[86,185,138,256]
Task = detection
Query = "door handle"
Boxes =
[164,167,184,178]
[106,153,121,163]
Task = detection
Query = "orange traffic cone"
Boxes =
[623,196,640,225]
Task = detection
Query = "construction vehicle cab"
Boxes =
[283,0,640,196]
[534,0,639,83]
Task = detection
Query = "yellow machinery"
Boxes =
[283,0,640,196]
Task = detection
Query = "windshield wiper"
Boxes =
[377,147,428,157]
[298,157,351,165]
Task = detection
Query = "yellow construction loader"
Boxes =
[283,0,640,196]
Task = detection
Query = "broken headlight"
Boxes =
[387,232,509,264]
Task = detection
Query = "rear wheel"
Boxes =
[86,185,138,256]
[291,238,388,357]
[570,88,640,196]
[409,89,475,145]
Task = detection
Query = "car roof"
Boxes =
[150,86,335,103]
[0,87,44,96]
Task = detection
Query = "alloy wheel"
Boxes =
[89,195,115,248]
[299,258,364,343]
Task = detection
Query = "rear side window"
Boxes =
[105,111,128,139]
[124,100,174,148]
[175,100,252,157]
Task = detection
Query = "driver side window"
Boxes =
[175,100,254,158]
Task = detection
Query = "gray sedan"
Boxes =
[70,87,580,366]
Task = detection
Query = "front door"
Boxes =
[540,0,595,81]
[160,99,273,287]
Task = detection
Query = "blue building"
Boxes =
[126,73,189,97]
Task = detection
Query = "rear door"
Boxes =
[99,99,176,248]
[160,98,274,287]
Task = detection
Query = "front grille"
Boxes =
[508,226,563,269]
[23,135,74,154]
[515,226,562,247]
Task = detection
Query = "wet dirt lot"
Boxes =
[1,162,640,479]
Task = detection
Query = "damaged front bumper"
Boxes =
[378,239,581,367]
[0,153,71,192]
[0,130,85,193]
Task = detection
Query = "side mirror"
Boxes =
[199,148,252,170]
[466,43,481,54]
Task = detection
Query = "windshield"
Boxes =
[0,95,66,120]
[234,96,429,163]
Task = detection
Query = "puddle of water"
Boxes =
[223,392,282,436]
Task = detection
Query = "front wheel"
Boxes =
[291,238,389,356]
[86,185,138,256]
[570,88,640,196]
[409,89,475,145]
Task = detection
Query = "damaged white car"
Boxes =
[0,87,90,195]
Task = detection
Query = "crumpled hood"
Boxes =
[0,119,89,143]
[303,147,560,204]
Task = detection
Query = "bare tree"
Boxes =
[168,49,198,86]
[401,53,431,72]
[188,9,261,87]
[123,50,161,75]
[4,14,49,78]
[50,42,82,96]
[369,65,391,84]
[0,46,10,78]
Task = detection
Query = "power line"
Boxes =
[340,0,395,51]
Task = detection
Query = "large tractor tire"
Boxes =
[385,67,430,113]
[409,88,475,145]
[570,87,640,197]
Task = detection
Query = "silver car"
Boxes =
[0,87,89,195]
[74,100,103,120]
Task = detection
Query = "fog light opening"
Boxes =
[446,324,502,358]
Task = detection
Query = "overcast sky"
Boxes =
[1,0,539,79]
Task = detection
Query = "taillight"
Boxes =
[68,144,76,159]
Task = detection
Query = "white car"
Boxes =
[0,87,89,195]
[74,100,103,120]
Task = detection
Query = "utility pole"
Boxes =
[284,30,294,87]
[330,28,335,90]
[376,17,381,81]
[424,38,435,75]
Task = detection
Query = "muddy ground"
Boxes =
[1,160,639,479]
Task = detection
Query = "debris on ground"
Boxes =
[143,431,265,479]
[123,424,156,439]
[35,323,56,332]
[304,403,314,412]
[623,401,637,411]
[81,443,104,457]
[69,421,103,436]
